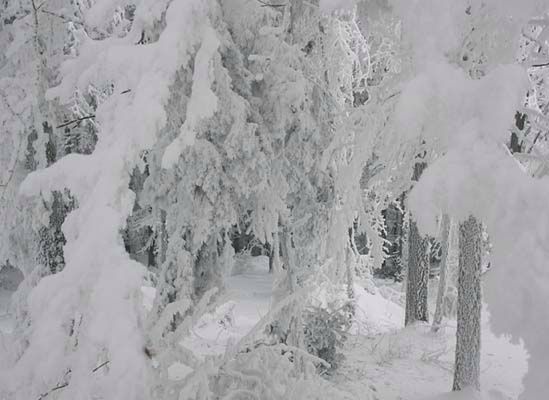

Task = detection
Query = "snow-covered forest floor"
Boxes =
[107,256,528,400]
[178,255,274,362]
[0,248,533,400]
[335,318,526,400]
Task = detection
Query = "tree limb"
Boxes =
[92,360,110,373]
[36,360,110,399]
[256,0,287,8]
[40,9,84,25]
[37,383,69,400]
[56,115,96,129]
[530,61,549,69]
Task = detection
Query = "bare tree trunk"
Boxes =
[405,162,430,326]
[453,215,482,392]
[278,223,307,374]
[346,224,358,300]
[432,214,451,332]
[280,225,296,293]
[405,220,430,325]
[288,0,305,41]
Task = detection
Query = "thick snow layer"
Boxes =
[395,63,528,154]
[352,283,404,336]
[162,24,220,168]
[12,1,220,398]
[336,317,528,400]
[140,286,156,312]
[10,0,227,397]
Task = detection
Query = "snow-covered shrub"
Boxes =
[368,332,412,366]
[180,342,359,400]
[303,301,353,372]
[176,287,358,399]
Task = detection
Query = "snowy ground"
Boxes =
[0,257,528,399]
[179,255,273,360]
[177,256,528,399]
[334,285,528,400]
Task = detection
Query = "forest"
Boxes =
[0,0,548,399]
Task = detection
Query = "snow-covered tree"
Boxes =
[395,0,549,397]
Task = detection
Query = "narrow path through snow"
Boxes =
[178,255,273,361]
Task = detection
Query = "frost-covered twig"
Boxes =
[37,382,69,400]
[256,0,287,8]
[91,360,110,372]
[530,61,549,68]
[40,9,84,25]
[36,359,111,399]
[56,114,96,129]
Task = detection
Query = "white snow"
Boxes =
[0,289,14,335]
[351,283,404,336]
[320,0,356,13]
[172,257,527,399]
[179,255,273,361]
[140,286,156,312]
[167,362,194,381]
[11,1,219,398]
[162,24,220,168]
[335,310,528,400]
[2,1,548,398]
[390,3,549,398]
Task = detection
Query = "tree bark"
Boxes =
[288,0,305,42]
[453,215,482,392]
[405,161,430,326]
[405,220,430,325]
[432,214,451,332]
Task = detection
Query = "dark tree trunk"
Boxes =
[405,161,430,325]
[432,214,451,332]
[453,215,482,391]
[379,196,405,280]
[405,220,430,325]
